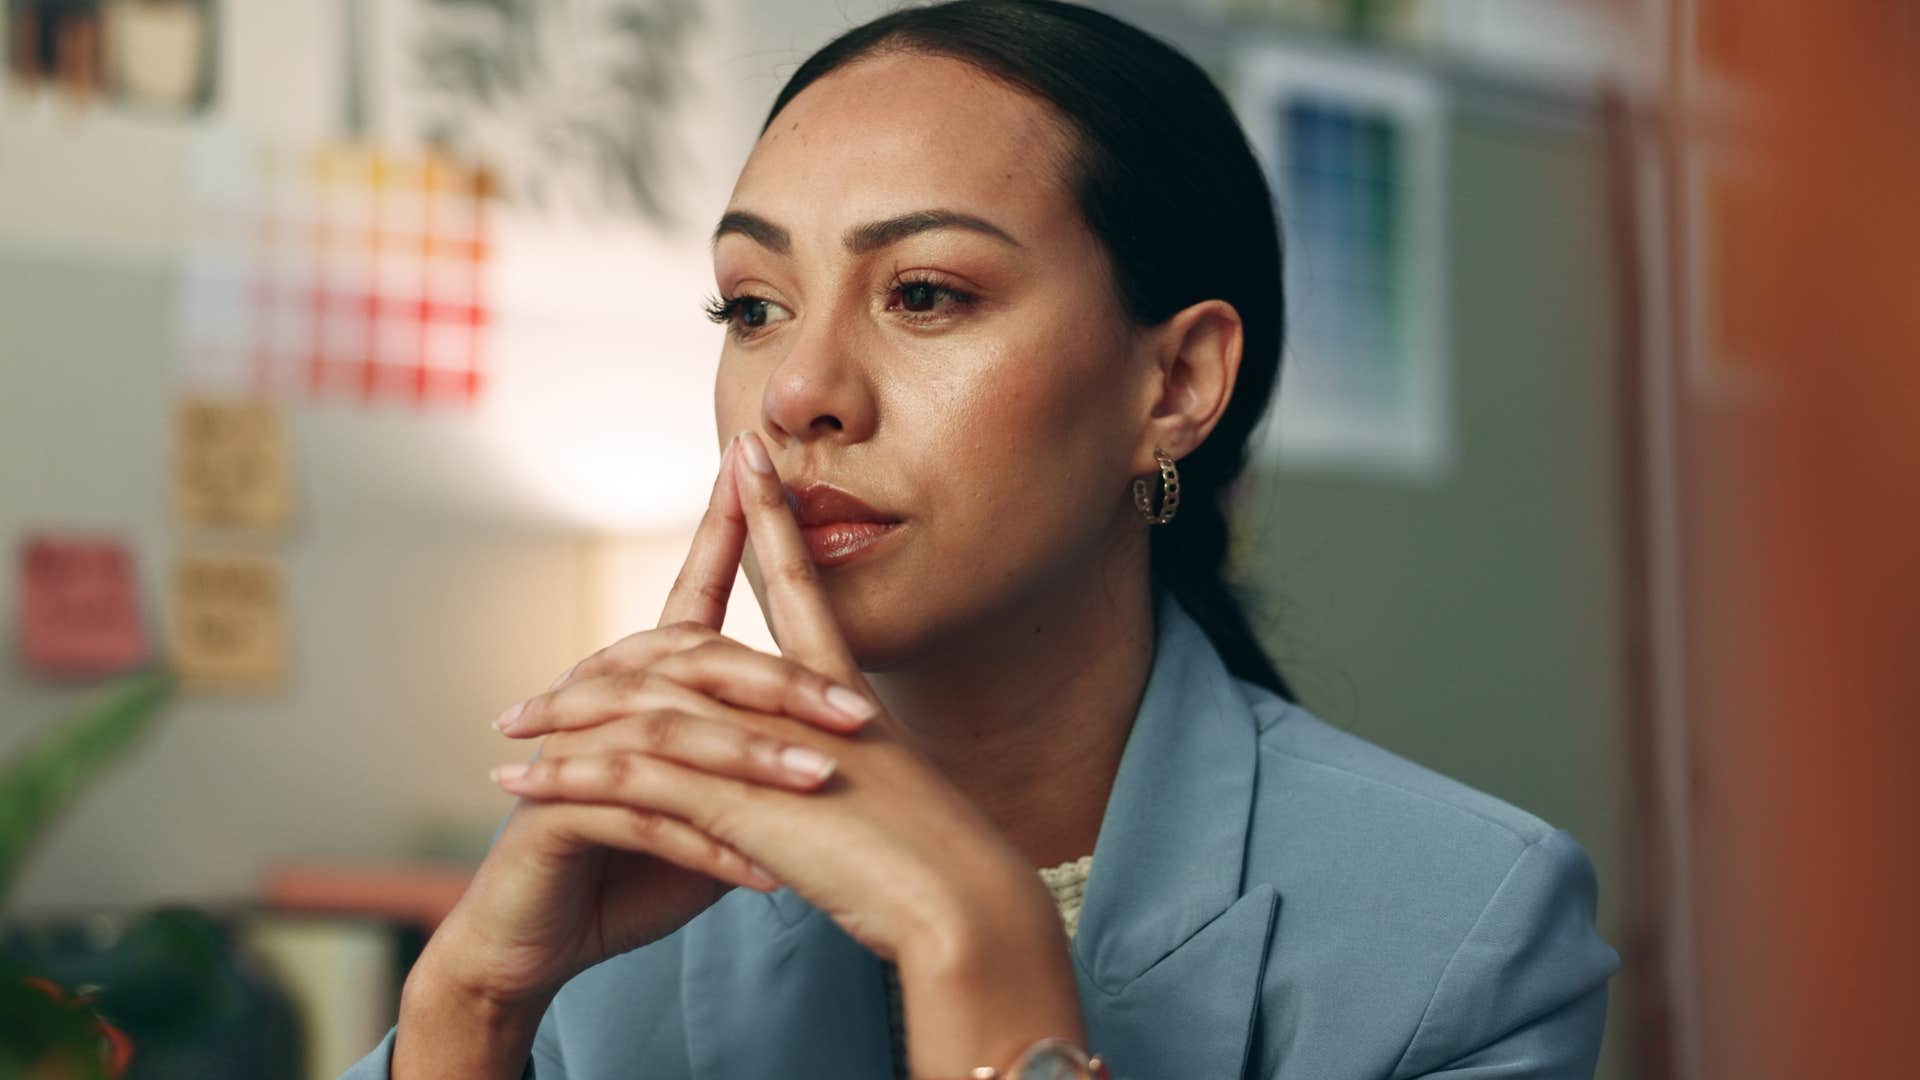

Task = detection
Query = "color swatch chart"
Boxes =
[1281,95,1407,411]
[183,139,493,408]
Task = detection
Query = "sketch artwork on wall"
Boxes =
[409,0,703,227]
[4,0,218,114]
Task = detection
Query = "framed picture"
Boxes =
[1229,40,1451,481]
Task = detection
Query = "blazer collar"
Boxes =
[683,592,1276,1079]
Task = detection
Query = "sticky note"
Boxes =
[174,398,292,529]
[17,534,149,677]
[168,553,286,687]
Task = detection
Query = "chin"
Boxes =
[737,563,927,671]
[824,588,937,673]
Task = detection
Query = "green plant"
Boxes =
[0,672,175,1077]
[0,954,131,1080]
[0,671,175,910]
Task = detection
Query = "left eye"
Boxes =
[893,280,974,313]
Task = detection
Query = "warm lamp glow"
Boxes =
[471,209,733,534]
[585,531,776,655]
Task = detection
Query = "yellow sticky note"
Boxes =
[174,398,292,530]
[169,553,286,688]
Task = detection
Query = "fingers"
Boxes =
[731,431,864,686]
[532,621,720,702]
[507,698,841,790]
[534,801,778,893]
[503,639,877,738]
[492,750,777,855]
[650,640,880,731]
[656,434,749,631]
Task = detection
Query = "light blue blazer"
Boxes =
[344,593,1619,1079]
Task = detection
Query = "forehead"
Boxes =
[726,51,1076,246]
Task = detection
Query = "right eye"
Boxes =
[703,293,794,341]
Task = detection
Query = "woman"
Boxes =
[345,2,1619,1077]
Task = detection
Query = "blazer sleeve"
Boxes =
[334,1022,555,1080]
[1389,828,1621,1080]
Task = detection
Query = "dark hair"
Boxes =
[763,0,1295,702]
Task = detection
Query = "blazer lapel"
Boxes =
[680,593,1276,1079]
[1079,887,1279,1080]
[1071,593,1280,1080]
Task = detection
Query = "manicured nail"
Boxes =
[778,745,836,781]
[824,684,879,724]
[490,762,530,783]
[493,702,525,732]
[738,431,773,473]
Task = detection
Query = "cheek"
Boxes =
[905,342,1127,552]
[713,357,757,437]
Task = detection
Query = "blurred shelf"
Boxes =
[263,861,473,931]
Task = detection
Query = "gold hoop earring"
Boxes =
[1133,446,1180,525]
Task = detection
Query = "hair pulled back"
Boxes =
[763,0,1294,700]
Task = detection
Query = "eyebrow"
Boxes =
[710,208,1024,256]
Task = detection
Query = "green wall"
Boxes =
[1237,105,1636,1077]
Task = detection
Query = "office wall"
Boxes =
[0,0,784,910]
[1239,101,1632,1076]
[3,2,1635,1074]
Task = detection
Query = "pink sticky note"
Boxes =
[17,534,149,677]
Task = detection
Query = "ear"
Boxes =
[1132,298,1243,474]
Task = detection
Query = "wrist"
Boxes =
[391,936,552,1080]
[896,870,1086,1080]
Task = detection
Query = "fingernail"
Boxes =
[784,487,799,512]
[778,745,836,781]
[738,431,773,473]
[748,862,776,885]
[491,762,530,783]
[493,702,525,732]
[824,684,879,724]
[546,664,575,692]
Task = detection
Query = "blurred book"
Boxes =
[246,861,474,1078]
[239,911,395,1080]
[264,861,471,931]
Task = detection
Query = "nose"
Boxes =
[758,304,878,449]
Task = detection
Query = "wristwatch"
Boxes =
[967,1037,1110,1080]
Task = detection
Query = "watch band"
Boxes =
[964,1036,1110,1080]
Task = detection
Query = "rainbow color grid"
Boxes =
[183,139,493,407]
[1281,95,1407,414]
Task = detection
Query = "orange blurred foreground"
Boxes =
[1680,5,1920,1078]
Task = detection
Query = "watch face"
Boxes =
[1014,1043,1089,1080]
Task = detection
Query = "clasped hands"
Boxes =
[471,433,1075,1018]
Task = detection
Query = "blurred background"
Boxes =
[1,1,1913,1077]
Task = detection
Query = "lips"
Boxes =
[784,482,903,567]
[786,483,900,528]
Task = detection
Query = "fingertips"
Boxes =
[537,802,781,893]
[730,431,789,514]
[821,682,881,728]
[494,700,530,735]
[650,641,878,733]
[773,744,838,785]
[493,683,567,738]
[737,429,774,474]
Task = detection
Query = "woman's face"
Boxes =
[711,52,1158,669]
